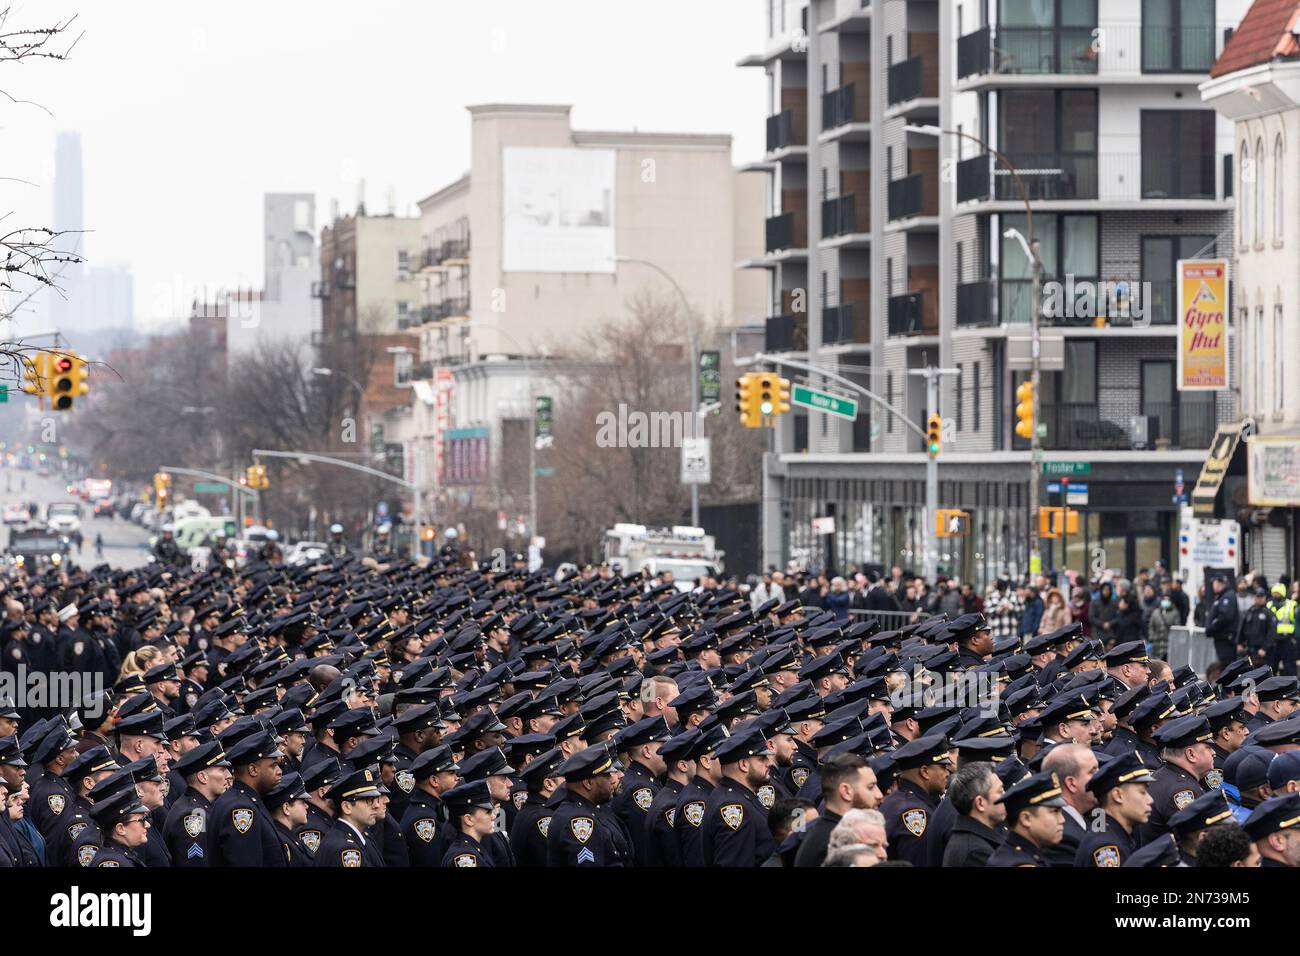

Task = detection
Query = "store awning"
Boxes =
[1192,423,1247,518]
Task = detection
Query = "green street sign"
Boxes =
[193,482,228,493]
[1041,461,1091,476]
[0,386,8,403]
[791,384,858,421]
[534,467,555,478]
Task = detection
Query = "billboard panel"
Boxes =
[502,147,615,273]
[1176,258,1228,390]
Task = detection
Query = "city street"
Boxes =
[0,465,154,569]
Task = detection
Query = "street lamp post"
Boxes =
[905,123,1045,577]
[613,255,701,528]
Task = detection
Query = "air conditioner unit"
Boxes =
[1130,415,1160,449]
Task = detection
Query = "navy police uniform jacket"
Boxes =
[673,777,714,867]
[701,777,773,867]
[29,770,74,839]
[609,760,660,867]
[644,778,685,868]
[1075,812,1140,867]
[400,789,449,866]
[508,791,554,868]
[881,777,937,866]
[441,831,495,867]
[1140,764,1203,843]
[209,780,286,867]
[986,829,1050,867]
[295,803,332,858]
[314,819,370,867]
[91,838,143,868]
[546,791,630,867]
[162,788,214,867]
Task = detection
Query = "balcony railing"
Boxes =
[822,303,869,346]
[821,193,864,237]
[1033,401,1218,450]
[887,293,927,336]
[957,154,991,203]
[1142,150,1216,200]
[822,83,862,129]
[766,212,797,252]
[765,314,808,352]
[396,361,434,386]
[887,56,925,105]
[888,174,925,220]
[433,296,470,320]
[441,238,469,262]
[1000,277,1181,326]
[996,152,1097,201]
[958,24,1224,80]
[766,109,798,151]
[956,280,996,328]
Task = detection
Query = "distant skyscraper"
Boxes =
[45,131,136,335]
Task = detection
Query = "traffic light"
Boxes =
[153,471,171,511]
[1015,380,1035,440]
[927,414,942,457]
[735,373,761,428]
[773,376,791,415]
[1039,507,1081,537]
[756,374,777,416]
[245,463,269,490]
[47,353,88,411]
[935,509,971,537]
[20,351,46,398]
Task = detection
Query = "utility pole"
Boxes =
[1029,237,1043,578]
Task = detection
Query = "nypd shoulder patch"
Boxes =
[300,829,321,853]
[513,791,528,811]
[538,816,551,838]
[396,770,415,794]
[791,767,810,789]
[183,811,205,838]
[721,803,744,830]
[757,785,775,809]
[453,853,478,867]
[571,816,594,843]
[341,848,362,867]
[633,787,654,811]
[902,808,928,837]
[1173,789,1196,811]
[77,844,99,867]
[684,801,705,827]
[231,808,254,834]
[1092,845,1121,867]
[47,794,65,816]
[1204,769,1224,790]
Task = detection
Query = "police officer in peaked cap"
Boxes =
[546,744,630,867]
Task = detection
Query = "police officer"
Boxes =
[1075,751,1156,866]
[86,788,151,868]
[1202,697,1249,790]
[440,779,498,867]
[987,769,1066,867]
[161,740,232,866]
[396,744,455,866]
[209,730,285,866]
[674,723,726,867]
[264,772,314,866]
[879,734,952,866]
[153,525,185,569]
[1141,715,1214,842]
[509,747,563,867]
[645,728,697,867]
[1242,792,1300,866]
[608,715,671,866]
[1168,789,1235,865]
[316,766,384,867]
[546,744,630,867]
[701,727,776,867]
[1268,583,1298,676]
[1241,587,1277,666]
[296,756,341,858]
[327,524,350,560]
[47,745,118,867]
[1205,575,1241,665]
[27,720,79,839]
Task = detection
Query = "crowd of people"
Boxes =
[750,564,1298,675]
[0,545,1297,870]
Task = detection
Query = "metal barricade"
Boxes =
[847,608,932,630]
[1167,625,1216,678]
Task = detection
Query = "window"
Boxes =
[1142,0,1215,72]
[1141,235,1213,325]
[1141,111,1216,199]
[1000,90,1098,199]
[1000,213,1099,323]
[1239,306,1250,409]
[1275,304,1285,413]
[1255,138,1265,246]
[1240,141,1251,249]
[1255,305,1265,412]
[1275,135,1284,244]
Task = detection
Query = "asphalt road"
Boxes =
[1,466,155,569]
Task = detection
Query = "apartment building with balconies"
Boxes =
[745,0,1248,584]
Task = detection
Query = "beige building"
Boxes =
[1201,0,1300,578]
[383,103,767,532]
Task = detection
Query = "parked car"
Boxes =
[285,541,328,566]
[93,499,116,519]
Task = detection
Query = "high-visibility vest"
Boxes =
[1272,599,1297,636]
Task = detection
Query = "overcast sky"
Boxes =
[2,0,766,331]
